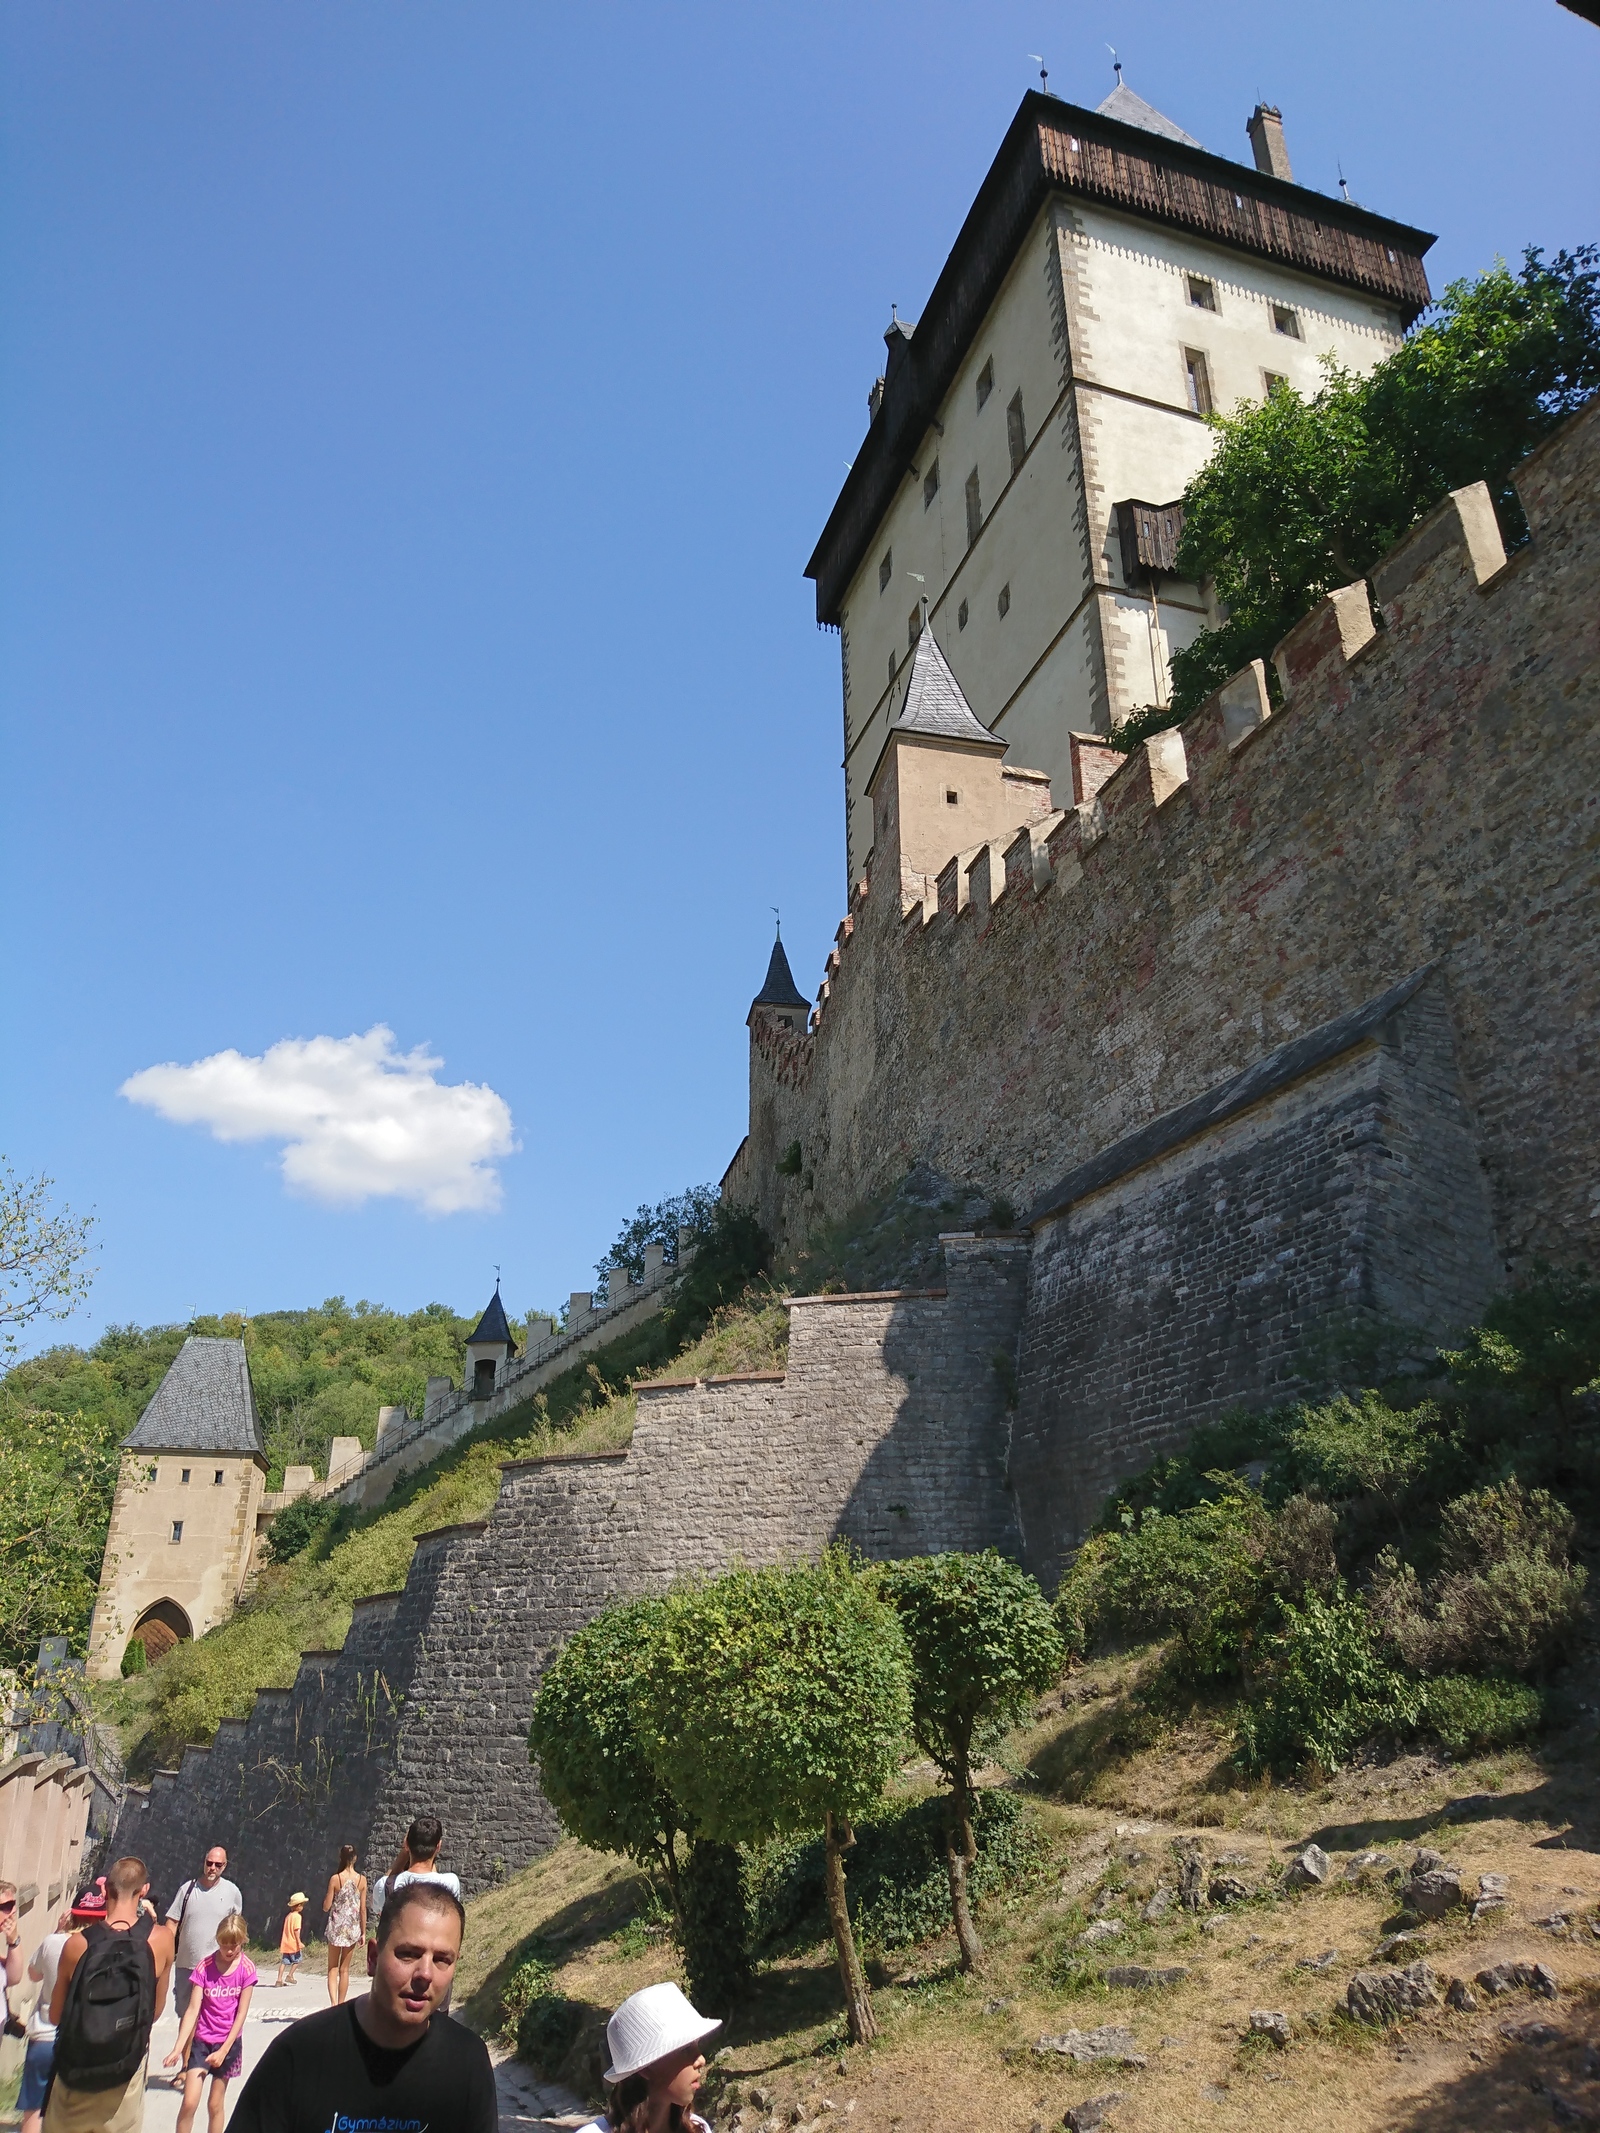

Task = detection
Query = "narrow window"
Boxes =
[1263,370,1288,395]
[945,789,959,806]
[147,1465,158,1482]
[1006,391,1026,474]
[957,598,969,631]
[878,548,893,594]
[1184,349,1213,416]
[213,1469,224,1484]
[1272,305,1301,338]
[964,468,982,546]
[887,650,897,683]
[923,459,940,507]
[171,1520,183,1544]
[180,1467,191,1484]
[907,604,923,649]
[1187,275,1217,311]
[998,582,1011,618]
[975,357,994,410]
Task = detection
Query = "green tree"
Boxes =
[878,1552,1062,1970]
[635,1551,911,2043]
[0,1403,121,1669]
[1162,246,1600,719]
[528,1597,692,1908]
[0,1160,96,1361]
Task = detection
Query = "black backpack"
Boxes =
[53,1918,157,2092]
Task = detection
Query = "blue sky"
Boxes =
[4,1,1597,1351]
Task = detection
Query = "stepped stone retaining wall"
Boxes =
[112,1239,1026,1928]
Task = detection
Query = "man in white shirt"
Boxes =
[165,1845,243,2021]
[20,1906,73,2133]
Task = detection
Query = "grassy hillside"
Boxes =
[99,1285,787,1777]
[452,1651,1600,2133]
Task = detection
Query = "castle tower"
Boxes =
[87,1337,268,1679]
[749,928,811,1034]
[463,1286,517,1400]
[865,615,1053,910]
[806,80,1435,887]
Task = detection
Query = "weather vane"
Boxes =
[1029,54,1048,94]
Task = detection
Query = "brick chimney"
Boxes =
[1246,103,1293,183]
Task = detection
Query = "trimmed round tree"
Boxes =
[528,1595,692,1910]
[880,1551,1063,1970]
[636,1549,911,2043]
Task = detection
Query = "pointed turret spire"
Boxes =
[752,932,809,1013]
[467,1287,514,1348]
[892,621,1002,750]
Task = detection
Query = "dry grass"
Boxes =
[456,1652,1600,2132]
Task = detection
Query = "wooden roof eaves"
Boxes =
[805,90,1437,627]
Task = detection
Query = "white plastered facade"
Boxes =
[836,196,1407,887]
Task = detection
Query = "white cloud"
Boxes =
[120,1027,516,1215]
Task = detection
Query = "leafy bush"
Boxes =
[120,1636,146,1677]
[1236,1588,1421,1776]
[1369,1481,1587,1678]
[1421,1673,1544,1756]
[1166,246,1600,718]
[262,1492,344,1565]
[515,1991,587,2077]
[1056,1486,1277,1681]
[746,1789,1040,1957]
[500,1950,556,2033]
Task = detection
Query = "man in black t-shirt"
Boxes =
[229,1882,496,2133]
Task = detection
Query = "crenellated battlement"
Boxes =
[736,396,1600,1270]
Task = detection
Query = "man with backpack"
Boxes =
[45,1855,175,2133]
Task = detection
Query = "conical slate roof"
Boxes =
[467,1288,514,1348]
[893,624,1000,748]
[1096,80,1200,148]
[122,1337,265,1456]
[752,937,809,1011]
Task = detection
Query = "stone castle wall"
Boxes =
[730,403,1600,1295]
[117,402,1599,1929]
[111,1240,1026,1926]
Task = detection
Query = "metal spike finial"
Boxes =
[772,905,782,940]
[1107,44,1122,83]
[1028,52,1048,92]
[1338,162,1353,202]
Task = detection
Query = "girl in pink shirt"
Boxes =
[165,1910,256,2133]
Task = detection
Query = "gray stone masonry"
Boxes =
[1012,973,1499,1585]
[111,1239,1026,1915]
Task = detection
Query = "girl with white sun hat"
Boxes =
[577,1981,722,2133]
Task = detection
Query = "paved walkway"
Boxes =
[136,1968,587,2133]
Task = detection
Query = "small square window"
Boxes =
[998,582,1011,618]
[964,468,982,546]
[923,459,940,507]
[171,1520,183,1544]
[1184,348,1213,416]
[1187,275,1217,311]
[1272,305,1301,338]
[1263,371,1288,396]
[1006,391,1026,475]
[180,1467,191,1484]
[957,598,969,631]
[214,1469,224,1484]
[879,548,892,594]
[975,357,994,410]
[945,789,959,805]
